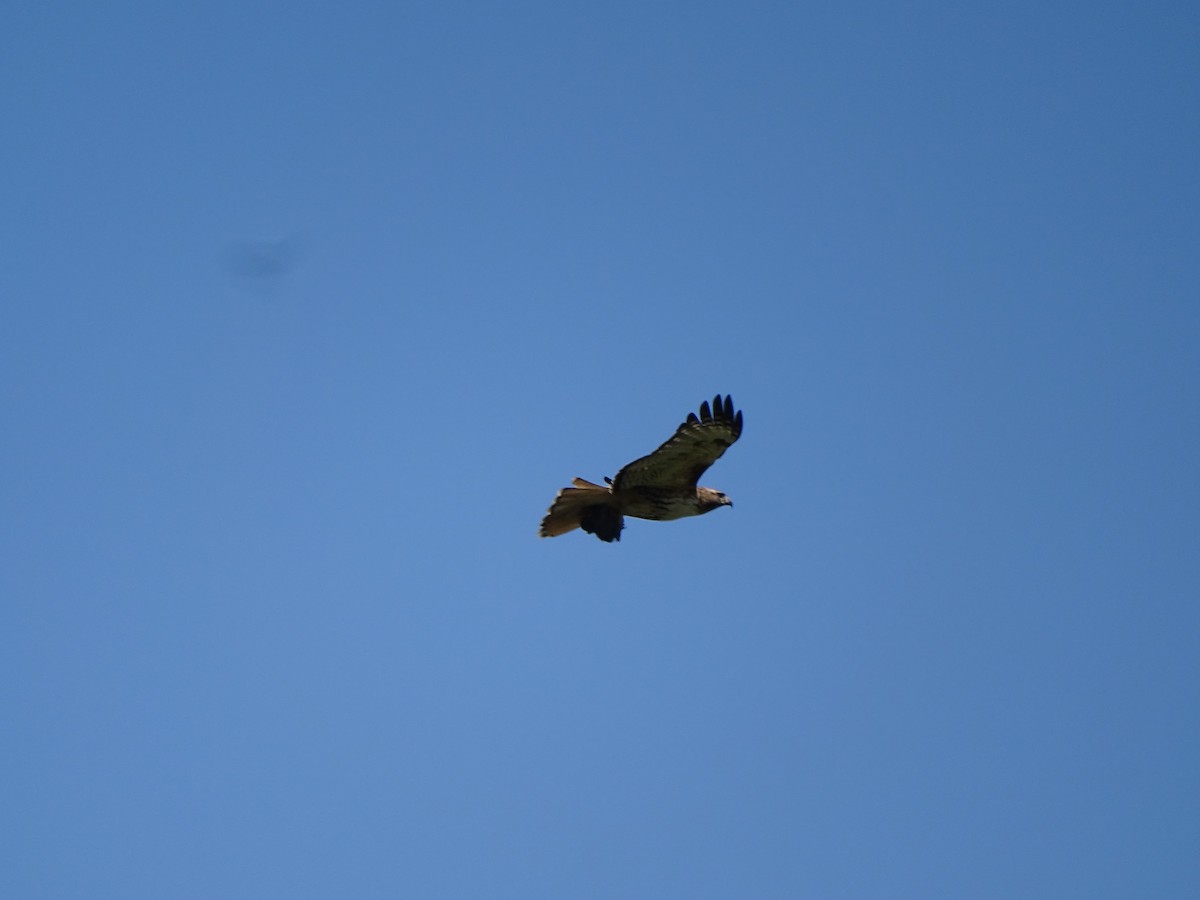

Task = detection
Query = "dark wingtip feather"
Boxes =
[692,394,743,436]
[711,394,743,437]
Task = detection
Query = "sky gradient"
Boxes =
[3,2,1198,897]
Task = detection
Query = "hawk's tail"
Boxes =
[539,478,623,541]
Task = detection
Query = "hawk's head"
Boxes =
[697,487,733,512]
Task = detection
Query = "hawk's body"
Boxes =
[539,395,743,542]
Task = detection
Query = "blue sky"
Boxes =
[3,2,1198,897]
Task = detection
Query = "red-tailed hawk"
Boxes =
[539,394,744,542]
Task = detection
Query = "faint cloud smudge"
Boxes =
[223,235,308,283]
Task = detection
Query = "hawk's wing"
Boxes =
[611,395,743,491]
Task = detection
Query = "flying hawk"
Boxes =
[539,394,744,542]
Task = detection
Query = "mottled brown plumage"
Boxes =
[539,394,743,542]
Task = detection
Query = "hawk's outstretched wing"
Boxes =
[611,395,743,492]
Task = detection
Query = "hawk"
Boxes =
[539,394,744,542]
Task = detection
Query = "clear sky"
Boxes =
[3,2,1198,897]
